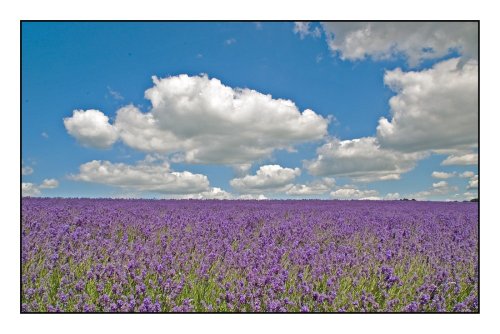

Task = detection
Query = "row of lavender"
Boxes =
[21,198,478,312]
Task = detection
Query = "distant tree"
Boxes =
[470,198,479,202]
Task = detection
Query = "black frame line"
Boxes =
[20,19,480,314]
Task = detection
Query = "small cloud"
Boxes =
[432,181,448,189]
[230,164,300,194]
[41,132,49,139]
[22,183,41,197]
[196,53,203,59]
[40,178,59,189]
[441,153,478,166]
[466,175,478,190]
[22,164,34,176]
[330,185,379,200]
[384,192,400,200]
[225,38,236,45]
[316,53,323,63]
[233,163,252,177]
[107,86,124,100]
[293,22,322,39]
[254,22,263,30]
[431,171,455,179]
[459,171,475,178]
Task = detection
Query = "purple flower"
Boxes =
[21,198,478,313]
[453,302,467,312]
[403,302,419,312]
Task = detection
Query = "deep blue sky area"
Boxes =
[21,22,478,200]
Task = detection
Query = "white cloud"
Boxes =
[21,179,59,197]
[41,132,49,139]
[432,181,449,189]
[22,183,41,197]
[461,192,478,201]
[70,157,210,195]
[183,188,267,200]
[321,22,477,66]
[107,86,124,100]
[225,38,236,45]
[459,171,475,178]
[431,171,455,179]
[238,194,267,200]
[182,187,234,200]
[467,175,478,190]
[286,177,335,196]
[65,75,329,165]
[293,22,321,39]
[384,192,400,200]
[330,185,379,200]
[441,153,478,166]
[408,180,459,200]
[304,137,423,182]
[377,58,478,153]
[63,109,119,149]
[40,179,59,189]
[233,163,252,177]
[22,165,33,176]
[230,164,300,193]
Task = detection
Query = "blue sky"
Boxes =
[21,21,478,200]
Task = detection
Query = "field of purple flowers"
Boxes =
[21,198,478,312]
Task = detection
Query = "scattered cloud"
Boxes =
[408,180,459,200]
[64,109,119,149]
[384,192,400,200]
[70,156,210,195]
[233,163,252,177]
[320,22,478,66]
[459,171,475,178]
[441,152,478,166]
[22,163,34,176]
[432,181,449,190]
[65,74,329,165]
[107,86,124,100]
[377,58,478,153]
[461,192,478,201]
[183,187,234,200]
[254,22,263,30]
[293,22,321,39]
[22,178,59,197]
[41,132,49,139]
[180,189,268,200]
[466,175,478,190]
[225,38,236,45]
[305,137,424,182]
[22,183,41,197]
[315,53,323,63]
[230,164,300,194]
[431,171,456,179]
[330,185,379,200]
[238,194,267,200]
[286,177,335,196]
[40,179,59,189]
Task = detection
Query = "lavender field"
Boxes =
[21,198,478,312]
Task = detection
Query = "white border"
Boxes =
[3,1,499,333]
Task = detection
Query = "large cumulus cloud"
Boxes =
[64,74,329,165]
